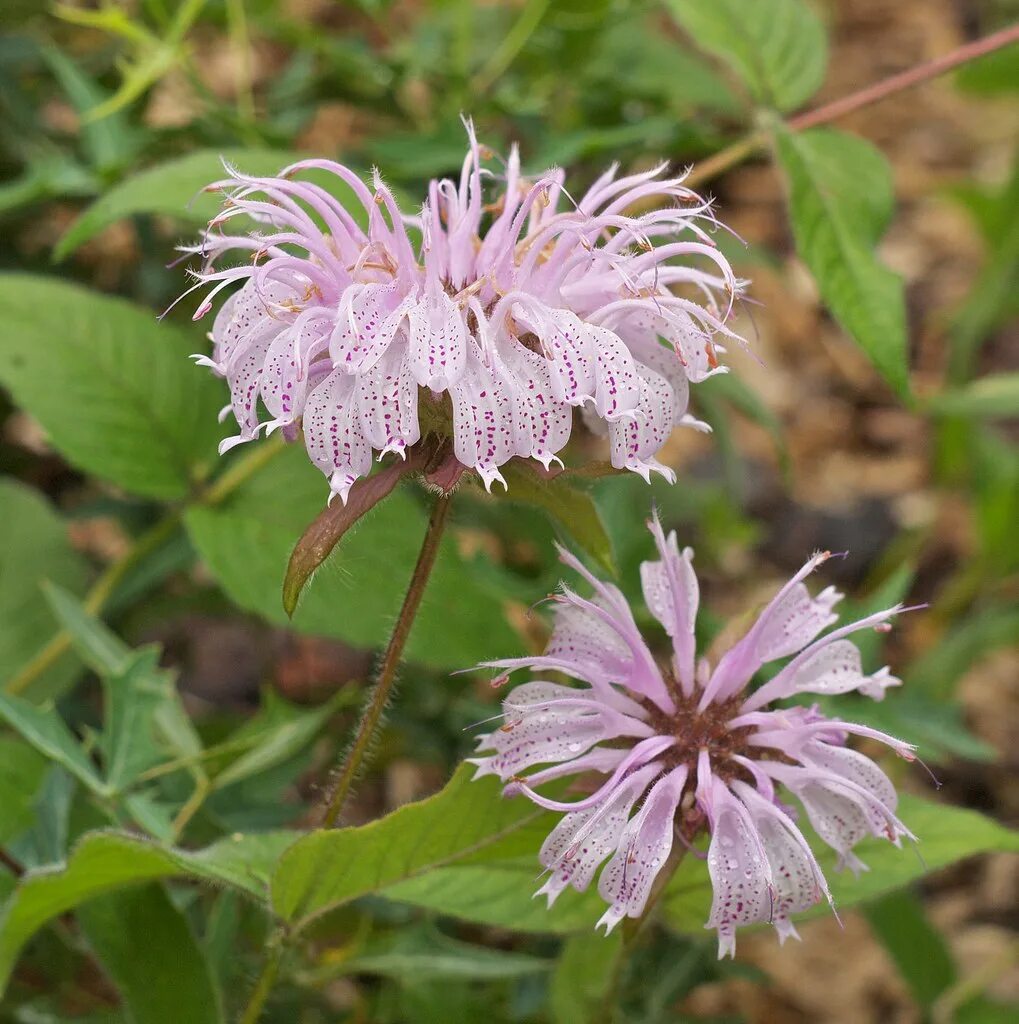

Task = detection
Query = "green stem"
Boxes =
[237,932,286,1024]
[599,847,686,1023]
[470,0,550,94]
[685,22,1019,191]
[319,492,453,828]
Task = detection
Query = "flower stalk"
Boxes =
[318,491,453,827]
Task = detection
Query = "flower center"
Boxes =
[642,688,753,784]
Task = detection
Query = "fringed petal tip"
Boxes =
[327,471,359,506]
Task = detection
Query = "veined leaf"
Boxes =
[499,464,616,575]
[0,829,295,994]
[54,148,376,260]
[272,766,601,934]
[79,884,223,1024]
[665,0,827,112]
[185,445,519,667]
[0,481,88,700]
[0,692,106,795]
[0,276,224,499]
[774,127,910,395]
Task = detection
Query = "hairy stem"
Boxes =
[686,22,1019,190]
[237,931,286,1024]
[319,492,453,828]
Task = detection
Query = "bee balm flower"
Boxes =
[470,514,916,956]
[176,124,744,503]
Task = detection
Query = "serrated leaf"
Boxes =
[774,127,909,395]
[0,692,106,795]
[499,464,615,574]
[185,444,519,667]
[0,829,294,994]
[272,766,599,933]
[79,884,223,1024]
[0,481,88,700]
[662,794,1019,933]
[665,0,827,112]
[0,275,224,499]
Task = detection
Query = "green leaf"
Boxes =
[663,794,1019,932]
[864,889,955,1008]
[955,42,1019,96]
[0,738,48,845]
[334,925,549,982]
[212,688,349,791]
[78,884,223,1024]
[665,0,827,112]
[40,46,137,175]
[0,829,294,994]
[53,148,365,260]
[499,464,615,574]
[100,649,180,793]
[0,692,106,795]
[380,861,604,933]
[185,445,519,667]
[272,766,600,934]
[0,275,224,499]
[774,127,909,395]
[43,581,130,677]
[0,480,88,700]
[551,931,624,1024]
[928,373,1019,418]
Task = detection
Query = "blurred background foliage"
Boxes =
[0,1,1017,1022]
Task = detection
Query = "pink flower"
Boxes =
[176,122,744,503]
[470,513,915,956]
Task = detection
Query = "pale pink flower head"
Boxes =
[470,513,916,956]
[176,122,745,503]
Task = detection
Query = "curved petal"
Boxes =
[597,765,687,932]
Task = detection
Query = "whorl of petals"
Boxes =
[176,122,746,502]
[469,512,916,956]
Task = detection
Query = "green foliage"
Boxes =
[272,766,596,933]
[0,830,294,993]
[0,276,224,498]
[0,739,47,845]
[0,481,88,700]
[774,127,910,394]
[498,464,616,574]
[550,931,624,1024]
[666,0,827,112]
[185,445,520,666]
[928,373,1019,418]
[864,889,956,1009]
[55,149,309,260]
[0,3,1016,1020]
[78,884,224,1024]
[331,924,550,982]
